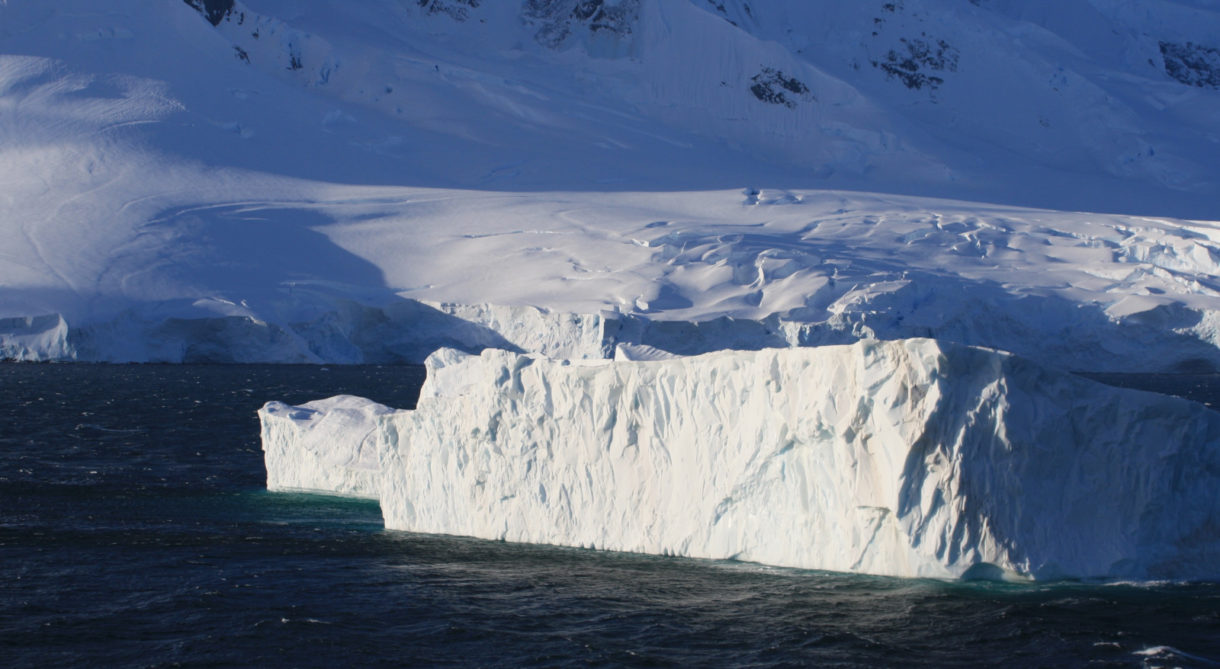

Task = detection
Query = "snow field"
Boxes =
[3,0,1220,367]
[6,176,1220,370]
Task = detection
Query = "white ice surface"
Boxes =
[260,394,397,499]
[3,1,1220,368]
[261,340,1220,581]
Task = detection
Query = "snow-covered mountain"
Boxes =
[3,0,1220,368]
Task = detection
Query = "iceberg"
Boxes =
[260,338,1220,581]
[261,395,396,499]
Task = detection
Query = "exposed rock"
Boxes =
[1160,41,1220,89]
[872,36,959,91]
[182,0,234,27]
[416,0,481,22]
[750,67,811,108]
[526,0,639,49]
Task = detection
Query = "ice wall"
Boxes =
[261,339,1220,581]
[0,314,73,361]
[261,395,397,499]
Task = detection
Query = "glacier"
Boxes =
[7,184,1220,371]
[4,0,1220,368]
[260,339,1220,581]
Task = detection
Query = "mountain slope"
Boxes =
[173,0,1220,211]
[1,0,1219,368]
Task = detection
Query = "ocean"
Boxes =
[2,363,1218,667]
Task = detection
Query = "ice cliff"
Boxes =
[260,339,1220,581]
[261,394,394,499]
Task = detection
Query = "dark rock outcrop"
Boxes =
[1160,41,1220,89]
[749,68,811,108]
[182,0,234,27]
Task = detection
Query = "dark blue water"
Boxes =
[2,364,1219,667]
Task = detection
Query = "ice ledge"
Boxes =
[261,338,1220,582]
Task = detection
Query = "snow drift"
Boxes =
[260,339,1220,581]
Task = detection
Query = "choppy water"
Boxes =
[2,363,1219,667]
